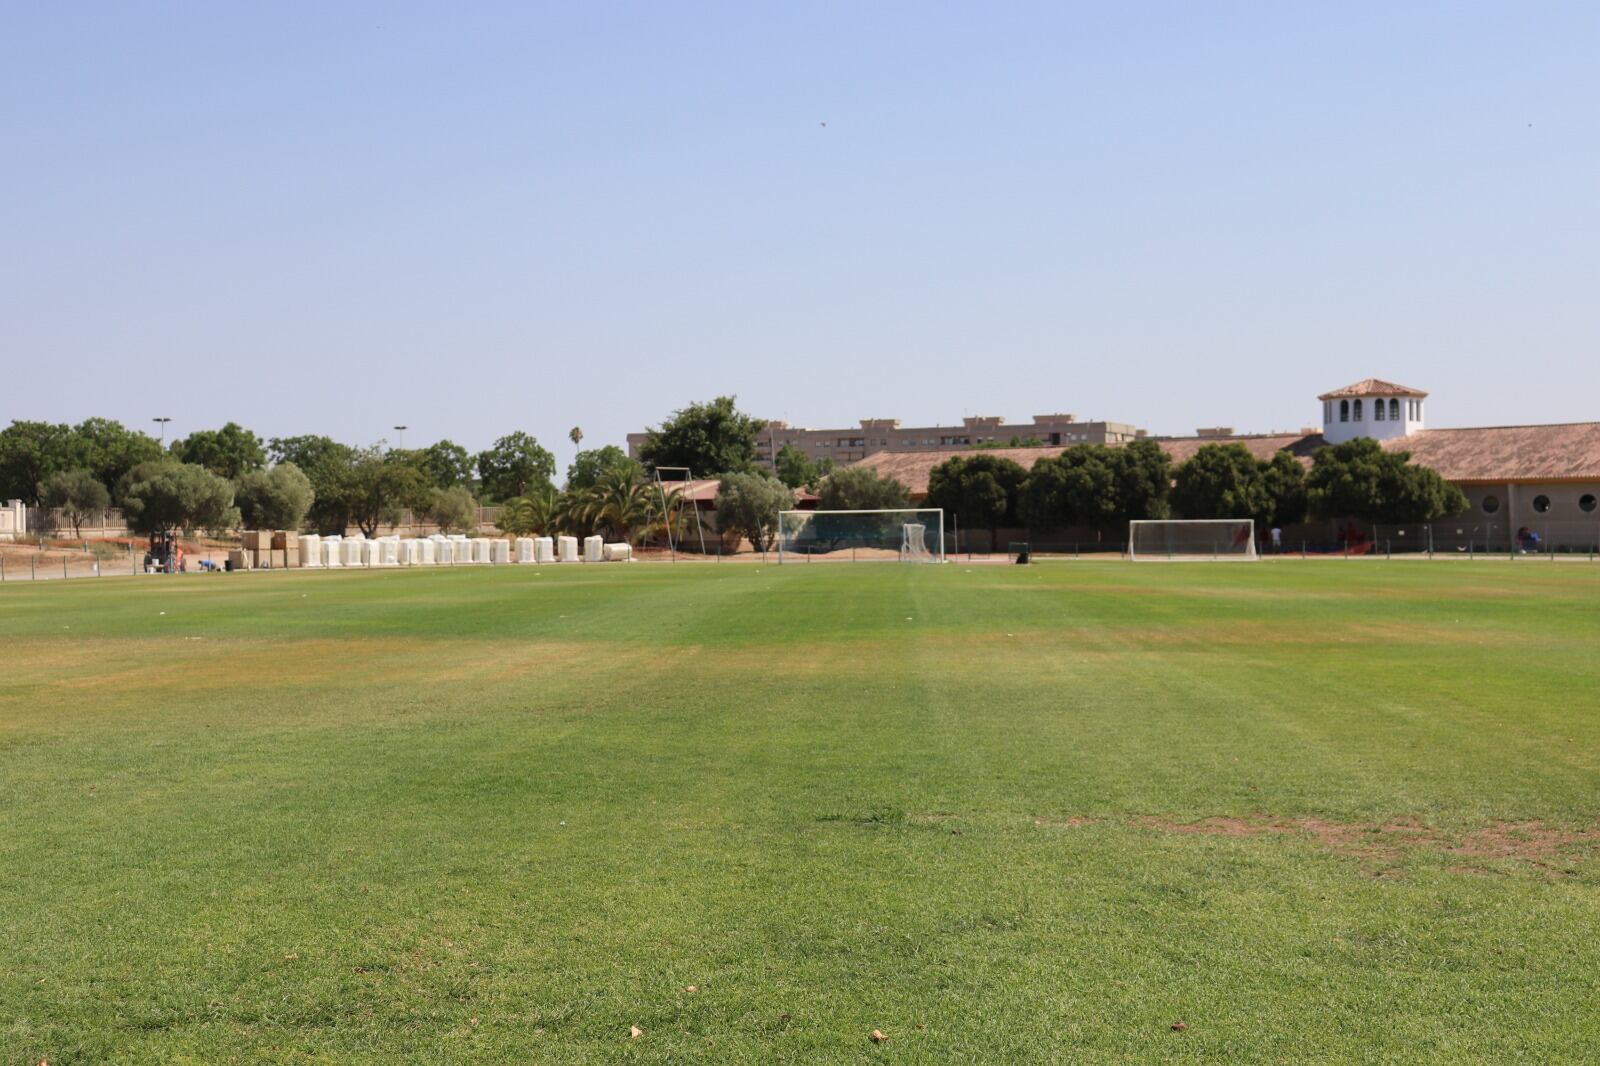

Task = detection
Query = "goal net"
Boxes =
[778,509,946,563]
[1129,519,1258,561]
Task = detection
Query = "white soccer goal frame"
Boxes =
[777,509,946,564]
[1128,519,1259,561]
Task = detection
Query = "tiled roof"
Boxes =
[664,478,816,503]
[1382,424,1600,483]
[1318,378,1428,400]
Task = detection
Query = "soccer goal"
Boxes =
[777,509,945,563]
[1128,519,1258,561]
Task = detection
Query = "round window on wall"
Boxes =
[1533,495,1552,514]
[1580,494,1597,513]
[1481,495,1500,514]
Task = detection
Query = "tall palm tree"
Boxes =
[568,426,583,449]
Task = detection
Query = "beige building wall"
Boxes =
[628,414,1144,469]
[1454,482,1600,548]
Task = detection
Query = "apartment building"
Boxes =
[627,413,1145,468]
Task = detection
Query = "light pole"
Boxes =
[394,425,408,450]
[153,417,172,446]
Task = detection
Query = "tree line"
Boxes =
[1,398,1468,546]
[925,438,1468,542]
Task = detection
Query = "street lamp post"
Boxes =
[153,417,172,446]
[394,425,408,450]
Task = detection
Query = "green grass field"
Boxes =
[3,561,1599,1063]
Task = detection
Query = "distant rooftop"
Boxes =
[1318,378,1429,400]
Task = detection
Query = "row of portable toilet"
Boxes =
[295,533,632,568]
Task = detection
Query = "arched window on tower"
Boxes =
[1390,398,1401,421]
[1375,400,1385,421]
[1353,399,1364,421]
[1340,400,1349,423]
[1324,401,1332,422]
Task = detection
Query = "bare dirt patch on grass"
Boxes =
[1140,814,1600,876]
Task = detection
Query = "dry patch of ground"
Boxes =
[1141,814,1600,876]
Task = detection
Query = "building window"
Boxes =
[1580,494,1597,513]
[1340,400,1349,422]
[1532,495,1551,513]
[1389,398,1400,420]
[1374,401,1385,421]
[1482,495,1500,514]
[1323,401,1332,422]
[1353,399,1363,421]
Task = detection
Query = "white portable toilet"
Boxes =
[429,535,450,563]
[490,539,510,564]
[300,533,322,568]
[449,535,472,564]
[378,537,400,566]
[322,536,342,568]
[397,540,419,566]
[535,536,555,563]
[360,540,381,567]
[603,542,633,562]
[343,539,365,567]
[583,535,604,562]
[515,537,535,563]
[557,535,579,562]
[419,539,436,565]
[471,539,491,564]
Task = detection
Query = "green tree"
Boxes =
[566,445,640,492]
[714,472,793,553]
[476,432,556,502]
[1019,446,1119,531]
[119,462,240,537]
[171,422,266,479]
[925,453,1027,545]
[41,468,111,537]
[498,484,560,537]
[345,448,426,537]
[774,444,818,490]
[1259,451,1309,526]
[416,440,476,490]
[638,396,765,476]
[1307,438,1467,524]
[1109,439,1172,526]
[585,466,658,543]
[235,463,315,530]
[815,465,911,511]
[1171,444,1269,521]
[269,436,359,534]
[69,419,165,495]
[429,485,479,534]
[0,421,75,505]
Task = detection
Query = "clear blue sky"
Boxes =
[3,2,1596,469]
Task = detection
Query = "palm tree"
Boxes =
[587,467,657,543]
[569,426,583,449]
[498,484,560,537]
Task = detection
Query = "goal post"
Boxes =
[777,509,946,563]
[1128,519,1258,561]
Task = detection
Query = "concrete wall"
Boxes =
[0,499,25,542]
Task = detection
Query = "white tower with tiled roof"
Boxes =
[1318,379,1427,445]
